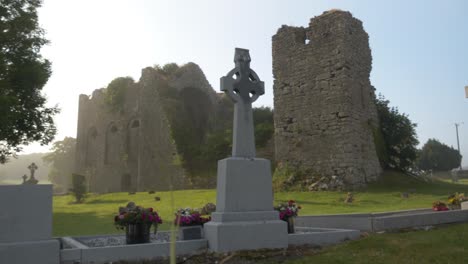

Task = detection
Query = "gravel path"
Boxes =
[77,232,175,248]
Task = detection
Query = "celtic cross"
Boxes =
[221,48,264,158]
[28,162,38,179]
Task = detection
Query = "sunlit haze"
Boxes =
[22,0,468,166]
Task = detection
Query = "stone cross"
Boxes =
[28,162,38,180]
[221,48,264,158]
[22,174,27,184]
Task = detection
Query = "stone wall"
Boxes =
[74,65,208,192]
[272,10,382,189]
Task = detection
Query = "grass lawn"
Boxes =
[52,171,468,237]
[285,223,468,264]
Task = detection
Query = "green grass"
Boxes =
[53,171,468,236]
[286,223,468,264]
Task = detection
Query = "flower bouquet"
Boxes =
[432,201,449,211]
[114,202,162,244]
[174,208,211,226]
[274,200,301,233]
[174,208,211,240]
[447,193,467,210]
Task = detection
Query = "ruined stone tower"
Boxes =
[272,10,382,188]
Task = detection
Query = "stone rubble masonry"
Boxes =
[75,63,216,193]
[272,10,382,188]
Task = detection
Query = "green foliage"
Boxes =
[272,163,295,191]
[153,65,274,184]
[253,107,274,147]
[165,86,214,177]
[70,173,87,203]
[417,139,462,171]
[370,122,389,166]
[104,77,134,112]
[153,63,180,77]
[375,95,419,171]
[0,0,59,163]
[43,137,76,191]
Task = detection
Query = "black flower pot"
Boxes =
[286,217,295,234]
[126,223,151,244]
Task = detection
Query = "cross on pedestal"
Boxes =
[28,162,38,180]
[205,48,287,253]
[221,48,264,158]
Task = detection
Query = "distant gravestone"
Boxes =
[204,48,287,252]
[25,162,39,184]
[21,174,28,184]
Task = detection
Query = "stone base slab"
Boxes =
[0,239,60,264]
[211,211,279,222]
[216,157,274,212]
[204,218,287,252]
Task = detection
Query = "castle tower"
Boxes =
[272,10,382,188]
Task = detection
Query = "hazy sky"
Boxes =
[25,0,468,166]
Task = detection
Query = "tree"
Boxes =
[0,0,59,163]
[42,137,76,191]
[375,95,419,171]
[70,173,86,203]
[253,106,274,148]
[418,139,462,171]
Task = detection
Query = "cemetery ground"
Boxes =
[52,171,468,263]
[53,171,468,236]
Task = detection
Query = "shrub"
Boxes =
[70,173,87,203]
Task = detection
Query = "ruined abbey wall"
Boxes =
[75,68,187,193]
[272,10,382,188]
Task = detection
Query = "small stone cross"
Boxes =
[22,174,27,184]
[28,162,38,180]
[221,48,264,158]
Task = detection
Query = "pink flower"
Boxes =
[119,215,125,220]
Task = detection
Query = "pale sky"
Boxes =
[24,0,468,166]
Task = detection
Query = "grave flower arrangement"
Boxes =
[275,200,301,233]
[447,192,467,209]
[114,203,162,234]
[432,201,449,211]
[174,208,211,226]
[274,200,301,221]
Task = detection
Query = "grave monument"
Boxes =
[204,48,287,252]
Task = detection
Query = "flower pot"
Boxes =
[286,217,295,234]
[126,223,152,244]
[178,225,203,240]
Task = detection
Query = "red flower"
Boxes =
[149,208,153,212]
